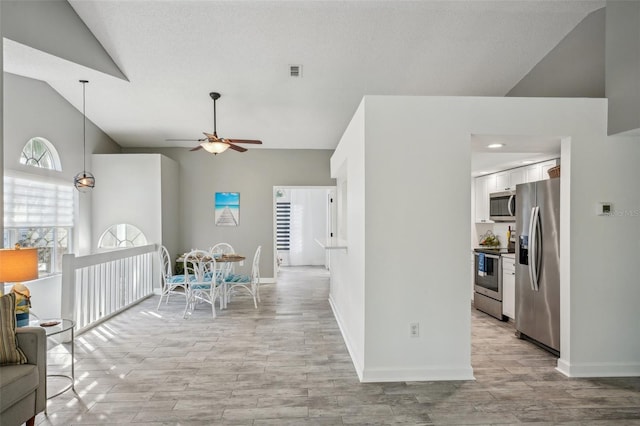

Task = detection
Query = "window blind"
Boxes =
[3,175,74,227]
[276,202,291,251]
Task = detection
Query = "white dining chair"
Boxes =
[157,245,188,310]
[182,249,223,319]
[209,243,237,306]
[225,245,261,308]
[209,242,235,257]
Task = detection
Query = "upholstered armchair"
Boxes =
[0,327,47,426]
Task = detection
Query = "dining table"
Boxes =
[174,252,245,274]
[175,252,246,309]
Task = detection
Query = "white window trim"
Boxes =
[20,136,63,171]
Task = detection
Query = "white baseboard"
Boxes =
[328,295,364,381]
[557,358,640,377]
[329,294,475,383]
[362,366,475,383]
[260,277,276,284]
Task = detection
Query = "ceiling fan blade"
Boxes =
[227,139,262,144]
[203,132,221,141]
[189,145,204,151]
[227,143,248,152]
[166,138,207,142]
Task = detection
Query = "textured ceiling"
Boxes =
[10,1,604,158]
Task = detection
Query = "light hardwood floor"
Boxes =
[39,266,640,425]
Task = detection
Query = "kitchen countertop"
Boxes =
[474,247,515,255]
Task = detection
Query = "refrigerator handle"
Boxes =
[531,206,541,291]
[527,206,537,291]
[508,194,515,217]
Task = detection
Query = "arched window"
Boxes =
[20,137,62,171]
[98,224,148,249]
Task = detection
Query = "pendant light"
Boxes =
[74,79,95,192]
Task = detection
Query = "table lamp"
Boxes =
[0,247,39,326]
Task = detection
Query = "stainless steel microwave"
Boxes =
[489,190,516,221]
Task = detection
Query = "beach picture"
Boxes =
[215,192,240,226]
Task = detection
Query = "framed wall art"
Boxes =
[215,192,240,226]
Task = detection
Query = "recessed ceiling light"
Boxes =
[521,160,534,164]
[487,143,504,149]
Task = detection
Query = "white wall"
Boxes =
[92,154,164,252]
[160,155,180,260]
[362,96,474,381]
[329,100,366,378]
[559,133,640,376]
[332,95,639,381]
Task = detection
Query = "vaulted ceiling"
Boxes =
[5,1,604,156]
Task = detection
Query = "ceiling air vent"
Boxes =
[289,65,302,77]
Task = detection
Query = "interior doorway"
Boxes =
[273,186,336,277]
[470,133,566,362]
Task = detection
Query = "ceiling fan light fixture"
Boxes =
[201,141,230,154]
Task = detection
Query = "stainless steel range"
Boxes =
[473,248,511,321]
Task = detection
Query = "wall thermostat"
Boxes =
[597,202,612,216]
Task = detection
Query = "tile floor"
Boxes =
[38,266,640,425]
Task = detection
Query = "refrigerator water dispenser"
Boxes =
[519,235,528,265]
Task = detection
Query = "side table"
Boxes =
[32,319,76,400]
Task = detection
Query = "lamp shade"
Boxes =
[201,141,230,154]
[0,248,39,282]
[74,171,96,192]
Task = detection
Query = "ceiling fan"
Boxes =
[166,92,262,154]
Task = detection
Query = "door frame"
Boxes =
[272,185,336,280]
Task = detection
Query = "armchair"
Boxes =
[0,327,47,426]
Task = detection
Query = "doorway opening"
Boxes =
[273,186,336,278]
[470,133,566,365]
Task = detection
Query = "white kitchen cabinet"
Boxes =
[502,255,516,319]
[525,164,542,182]
[495,172,509,192]
[495,168,526,192]
[509,168,526,188]
[524,159,559,183]
[474,174,496,223]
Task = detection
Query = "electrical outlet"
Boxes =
[410,322,419,338]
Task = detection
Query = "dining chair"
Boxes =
[209,242,235,256]
[182,249,222,319]
[210,242,236,273]
[225,245,261,308]
[157,245,188,310]
[209,243,236,301]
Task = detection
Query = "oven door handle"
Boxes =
[474,253,500,260]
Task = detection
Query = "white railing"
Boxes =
[61,244,158,335]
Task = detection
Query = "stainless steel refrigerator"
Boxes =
[515,178,560,355]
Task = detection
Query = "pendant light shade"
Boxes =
[74,171,96,192]
[74,79,95,192]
